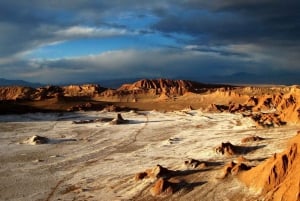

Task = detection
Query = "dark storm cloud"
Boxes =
[2,0,299,58]
[153,12,258,44]
[0,0,165,59]
[1,0,300,84]
[154,1,300,46]
[17,48,259,83]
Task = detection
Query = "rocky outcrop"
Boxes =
[150,178,175,196]
[250,113,286,128]
[209,87,300,126]
[1,80,300,125]
[0,84,105,101]
[72,113,129,125]
[214,142,263,156]
[22,135,49,145]
[184,158,201,169]
[118,79,192,95]
[117,79,223,97]
[215,142,239,156]
[135,165,184,197]
[241,135,265,143]
[240,132,300,201]
[63,84,105,97]
[0,86,36,100]
[34,85,64,100]
[0,79,224,101]
[109,113,129,125]
[220,161,251,178]
[135,164,172,181]
[183,158,208,169]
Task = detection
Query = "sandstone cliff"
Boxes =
[116,79,224,96]
[0,86,36,100]
[0,80,299,124]
[240,132,300,201]
[0,84,106,101]
[208,86,300,124]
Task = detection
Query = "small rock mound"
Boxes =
[110,113,129,125]
[135,164,171,181]
[184,158,207,169]
[215,142,264,156]
[241,135,265,143]
[240,133,300,201]
[22,135,49,145]
[215,142,238,156]
[135,165,180,197]
[134,172,148,181]
[219,161,251,178]
[150,178,175,196]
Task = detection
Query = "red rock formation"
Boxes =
[22,135,49,145]
[134,172,148,181]
[231,163,251,176]
[220,161,251,178]
[110,113,130,125]
[246,96,258,107]
[184,158,201,169]
[215,142,238,156]
[241,135,265,143]
[209,89,300,127]
[150,178,174,196]
[117,79,214,96]
[63,84,104,97]
[0,86,36,100]
[251,113,286,128]
[1,80,300,125]
[208,104,229,112]
[240,132,300,201]
[0,84,105,101]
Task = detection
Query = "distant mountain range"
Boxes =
[1,72,299,88]
[0,78,42,87]
[97,72,300,87]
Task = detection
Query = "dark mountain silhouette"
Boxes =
[0,78,42,87]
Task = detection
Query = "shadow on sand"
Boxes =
[48,138,77,144]
[238,144,267,154]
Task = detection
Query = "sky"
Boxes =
[0,0,300,84]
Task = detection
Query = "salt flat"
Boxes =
[0,110,299,201]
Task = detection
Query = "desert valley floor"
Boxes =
[0,110,299,201]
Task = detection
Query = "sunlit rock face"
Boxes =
[240,132,300,201]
